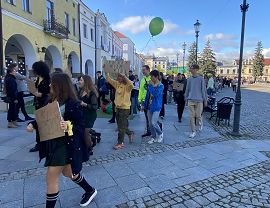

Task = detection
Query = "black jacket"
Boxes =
[34,77,50,109]
[33,99,88,175]
[5,74,18,101]
[174,78,187,100]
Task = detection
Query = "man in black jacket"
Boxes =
[96,71,108,108]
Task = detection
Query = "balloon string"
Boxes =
[140,36,153,54]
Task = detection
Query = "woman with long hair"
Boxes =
[4,63,19,128]
[27,73,97,208]
[29,61,51,152]
[78,75,99,149]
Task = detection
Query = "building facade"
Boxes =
[216,58,270,82]
[115,31,135,71]
[79,1,95,78]
[153,56,169,73]
[95,10,112,72]
[2,0,81,76]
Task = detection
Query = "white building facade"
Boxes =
[95,10,112,72]
[115,32,135,71]
[79,1,96,78]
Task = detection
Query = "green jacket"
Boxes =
[138,75,151,103]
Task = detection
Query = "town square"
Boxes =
[0,0,270,207]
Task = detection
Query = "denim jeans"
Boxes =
[147,111,162,139]
[131,94,139,114]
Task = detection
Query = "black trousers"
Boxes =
[176,98,185,120]
[98,92,109,107]
[16,91,28,118]
[7,102,17,122]
[144,109,150,133]
[111,101,116,121]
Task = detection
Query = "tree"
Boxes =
[187,42,197,68]
[252,41,264,82]
[199,40,216,76]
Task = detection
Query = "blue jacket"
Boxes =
[144,82,164,113]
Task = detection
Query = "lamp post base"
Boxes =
[229,131,242,137]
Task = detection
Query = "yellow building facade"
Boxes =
[2,0,81,75]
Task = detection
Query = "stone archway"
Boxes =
[68,51,80,74]
[45,45,62,69]
[5,34,36,74]
[85,59,94,77]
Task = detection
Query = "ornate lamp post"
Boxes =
[232,0,249,136]
[182,42,187,70]
[194,20,201,64]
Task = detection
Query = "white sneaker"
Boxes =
[148,138,157,144]
[189,132,196,138]
[157,133,163,143]
[198,125,203,132]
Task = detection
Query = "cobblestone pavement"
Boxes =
[0,85,270,208]
[207,85,270,139]
[117,157,270,208]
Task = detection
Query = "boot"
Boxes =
[13,121,20,127]
[7,122,17,128]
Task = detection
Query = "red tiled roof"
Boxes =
[114,31,127,38]
[264,58,270,65]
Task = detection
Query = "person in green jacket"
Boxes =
[138,65,151,138]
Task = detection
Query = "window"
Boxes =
[101,36,104,49]
[249,68,252,73]
[163,65,165,68]
[72,18,76,36]
[109,41,111,51]
[266,69,269,74]
[220,69,223,74]
[90,28,94,41]
[46,0,53,21]
[227,69,229,74]
[22,0,31,12]
[65,12,70,30]
[6,0,15,5]
[83,23,88,38]
[233,69,236,74]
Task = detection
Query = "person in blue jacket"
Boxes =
[143,70,164,144]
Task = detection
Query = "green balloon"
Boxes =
[149,17,164,36]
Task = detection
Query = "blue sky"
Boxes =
[84,0,270,61]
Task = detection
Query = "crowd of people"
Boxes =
[2,60,224,207]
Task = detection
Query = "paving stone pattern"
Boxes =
[116,159,270,208]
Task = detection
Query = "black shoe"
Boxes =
[25,116,34,121]
[178,119,182,123]
[108,119,115,123]
[29,144,39,152]
[80,189,97,207]
[141,132,151,138]
[17,118,25,122]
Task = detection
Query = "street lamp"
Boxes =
[182,42,187,70]
[194,20,201,64]
[232,0,249,136]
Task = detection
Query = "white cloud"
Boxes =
[263,48,270,57]
[112,16,151,34]
[112,16,181,35]
[204,33,236,41]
